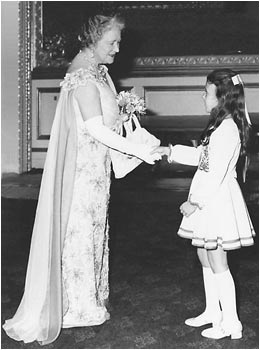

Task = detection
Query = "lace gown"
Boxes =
[2,66,121,344]
[60,67,119,327]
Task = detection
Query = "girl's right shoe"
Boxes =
[201,321,242,339]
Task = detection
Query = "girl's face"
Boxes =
[202,83,218,113]
[94,26,121,64]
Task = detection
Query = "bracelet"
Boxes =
[188,200,199,208]
[167,143,174,163]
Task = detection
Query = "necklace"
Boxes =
[79,50,107,83]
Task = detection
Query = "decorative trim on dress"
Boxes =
[198,145,209,172]
[60,66,107,91]
[178,227,255,250]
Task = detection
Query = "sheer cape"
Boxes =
[3,88,77,345]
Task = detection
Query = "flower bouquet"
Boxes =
[116,88,146,122]
[110,88,160,179]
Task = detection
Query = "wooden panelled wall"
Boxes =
[31,64,259,169]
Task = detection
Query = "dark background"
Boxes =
[42,1,259,60]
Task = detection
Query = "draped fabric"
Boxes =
[3,89,78,345]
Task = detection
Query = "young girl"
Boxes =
[154,69,255,339]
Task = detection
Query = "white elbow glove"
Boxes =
[84,115,161,164]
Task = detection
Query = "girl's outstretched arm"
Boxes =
[168,144,202,166]
[151,144,201,166]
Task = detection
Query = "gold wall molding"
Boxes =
[18,1,33,172]
[31,1,42,69]
[32,54,259,79]
[132,55,259,76]
[116,1,223,11]
[32,54,259,78]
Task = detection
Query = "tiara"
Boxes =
[231,74,243,85]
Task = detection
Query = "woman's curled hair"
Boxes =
[200,69,251,156]
[78,13,125,48]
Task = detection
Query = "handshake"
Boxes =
[147,145,172,164]
[140,145,172,165]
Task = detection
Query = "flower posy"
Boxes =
[116,88,146,121]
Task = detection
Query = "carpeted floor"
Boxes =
[1,171,259,349]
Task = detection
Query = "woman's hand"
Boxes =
[150,146,170,156]
[180,201,197,217]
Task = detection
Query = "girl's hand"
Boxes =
[150,146,170,156]
[180,201,197,217]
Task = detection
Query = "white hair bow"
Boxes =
[231,74,252,125]
[231,74,243,85]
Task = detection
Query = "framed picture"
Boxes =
[30,1,258,75]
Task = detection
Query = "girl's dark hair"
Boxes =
[200,69,250,156]
[78,13,125,48]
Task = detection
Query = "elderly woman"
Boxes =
[3,13,160,345]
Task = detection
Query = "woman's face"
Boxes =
[94,26,121,64]
[202,82,218,113]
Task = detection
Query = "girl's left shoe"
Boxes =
[185,267,222,328]
[201,321,242,339]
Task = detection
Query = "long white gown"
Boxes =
[3,66,121,344]
[61,67,119,327]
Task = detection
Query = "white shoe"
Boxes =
[201,322,242,340]
[185,311,222,327]
[185,268,222,328]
